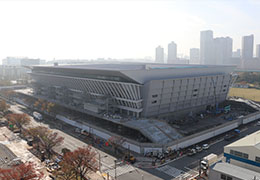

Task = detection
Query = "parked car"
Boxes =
[257,121,260,126]
[195,146,203,153]
[187,149,196,156]
[202,144,210,150]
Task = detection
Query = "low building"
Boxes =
[209,162,260,180]
[224,130,260,173]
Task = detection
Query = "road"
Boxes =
[143,122,260,180]
[7,102,163,180]
[6,99,260,180]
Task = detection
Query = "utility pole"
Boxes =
[114,160,117,180]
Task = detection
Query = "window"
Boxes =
[230,150,248,159]
[152,100,157,104]
[256,156,260,162]
[221,174,226,180]
[152,94,158,98]
[223,89,226,92]
[193,89,198,92]
[224,85,227,87]
[227,176,232,180]
[193,94,197,97]
[221,174,232,180]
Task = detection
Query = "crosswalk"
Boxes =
[103,164,136,178]
[156,165,199,180]
[156,165,184,178]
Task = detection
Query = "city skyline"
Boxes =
[0,0,260,62]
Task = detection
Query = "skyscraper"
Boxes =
[256,44,260,58]
[242,34,254,60]
[232,49,241,58]
[155,46,164,63]
[167,41,177,64]
[189,48,200,64]
[200,30,214,64]
[213,37,233,65]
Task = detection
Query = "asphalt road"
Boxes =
[6,98,260,180]
[143,122,260,180]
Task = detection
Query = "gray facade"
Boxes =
[242,34,254,60]
[30,63,235,118]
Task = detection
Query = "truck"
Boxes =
[200,153,218,171]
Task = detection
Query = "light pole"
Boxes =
[114,160,117,180]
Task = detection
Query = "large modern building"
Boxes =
[155,46,164,63]
[200,30,214,64]
[167,41,177,64]
[214,37,233,65]
[30,63,235,119]
[242,34,254,60]
[224,130,260,173]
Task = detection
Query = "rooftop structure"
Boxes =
[0,143,18,169]
[224,130,260,173]
[209,162,260,180]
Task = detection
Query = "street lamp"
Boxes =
[114,160,117,180]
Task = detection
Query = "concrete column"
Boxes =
[136,112,139,118]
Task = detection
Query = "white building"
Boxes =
[214,37,233,65]
[155,46,164,63]
[190,48,200,64]
[242,34,254,60]
[232,49,241,58]
[167,41,177,64]
[2,57,45,66]
[200,30,214,65]
[256,44,260,58]
[224,130,260,173]
[209,162,260,180]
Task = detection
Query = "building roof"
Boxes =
[212,162,260,179]
[32,63,235,84]
[225,130,260,150]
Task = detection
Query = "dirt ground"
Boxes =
[229,88,260,102]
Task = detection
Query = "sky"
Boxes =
[0,0,259,62]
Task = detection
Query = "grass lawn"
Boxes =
[228,88,260,102]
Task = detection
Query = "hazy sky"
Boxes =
[0,0,259,61]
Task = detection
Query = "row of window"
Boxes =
[221,174,233,180]
[168,76,230,85]
[151,87,228,98]
[230,150,249,159]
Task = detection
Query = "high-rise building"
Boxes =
[167,41,177,64]
[155,46,164,63]
[213,37,233,65]
[200,30,214,64]
[232,49,241,58]
[189,48,200,64]
[242,34,254,60]
[256,44,260,58]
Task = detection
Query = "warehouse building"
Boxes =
[209,162,260,180]
[224,130,260,173]
[30,63,235,118]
